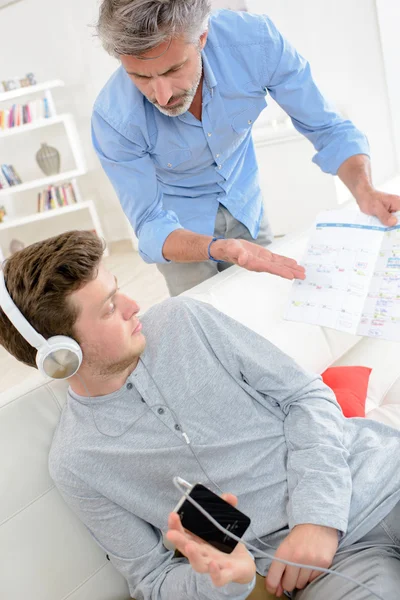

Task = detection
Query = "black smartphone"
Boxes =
[174,480,251,554]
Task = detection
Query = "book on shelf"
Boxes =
[0,95,55,130]
[285,209,400,342]
[0,164,22,188]
[37,182,78,212]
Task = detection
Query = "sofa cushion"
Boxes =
[332,338,400,429]
[321,366,371,418]
[0,379,130,600]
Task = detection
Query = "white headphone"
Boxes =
[0,268,82,379]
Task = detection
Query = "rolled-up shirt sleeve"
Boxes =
[261,16,370,175]
[91,109,183,264]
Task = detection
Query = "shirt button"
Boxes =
[216,153,220,158]
[218,165,222,170]
[207,132,212,137]
[157,408,165,415]
[167,163,172,168]
[126,382,133,390]
[248,119,253,125]
[175,424,181,431]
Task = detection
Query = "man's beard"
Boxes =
[150,52,203,117]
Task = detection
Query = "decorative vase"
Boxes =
[36,143,61,176]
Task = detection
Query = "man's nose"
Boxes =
[153,78,173,106]
[122,296,140,320]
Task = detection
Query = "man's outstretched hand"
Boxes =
[166,493,256,588]
[210,239,306,280]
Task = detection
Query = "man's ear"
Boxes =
[199,30,208,50]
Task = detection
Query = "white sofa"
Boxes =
[1,210,400,600]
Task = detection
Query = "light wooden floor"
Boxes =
[0,243,170,395]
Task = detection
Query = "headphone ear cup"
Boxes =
[36,336,82,379]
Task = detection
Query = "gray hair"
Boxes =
[97,0,212,58]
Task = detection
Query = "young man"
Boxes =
[1,230,400,600]
[93,0,400,296]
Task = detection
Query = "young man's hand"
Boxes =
[166,493,256,588]
[265,524,339,597]
[210,238,306,280]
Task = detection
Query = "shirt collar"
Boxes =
[202,46,217,93]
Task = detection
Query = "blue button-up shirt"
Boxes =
[92,10,370,264]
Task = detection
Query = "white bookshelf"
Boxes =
[0,199,94,230]
[0,80,64,103]
[0,80,105,258]
[0,168,84,197]
[0,114,68,139]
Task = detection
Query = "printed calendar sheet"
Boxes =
[285,210,400,341]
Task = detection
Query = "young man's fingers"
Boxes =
[184,541,211,573]
[309,569,322,582]
[281,565,301,592]
[209,561,234,587]
[168,511,185,533]
[265,560,286,595]
[296,567,313,590]
[220,493,238,507]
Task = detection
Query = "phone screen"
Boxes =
[176,484,251,553]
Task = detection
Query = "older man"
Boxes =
[93,0,400,296]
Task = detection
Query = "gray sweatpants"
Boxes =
[294,501,400,600]
[156,204,273,297]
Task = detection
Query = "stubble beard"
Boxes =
[150,52,203,117]
[84,340,146,379]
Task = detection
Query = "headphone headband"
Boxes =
[0,269,48,350]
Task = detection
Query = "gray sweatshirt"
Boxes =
[49,297,400,600]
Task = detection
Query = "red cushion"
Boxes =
[321,366,372,418]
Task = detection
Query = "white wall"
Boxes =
[247,0,397,187]
[376,0,400,171]
[0,0,131,242]
[0,0,397,243]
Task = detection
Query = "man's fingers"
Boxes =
[168,512,185,534]
[239,253,305,279]
[184,541,211,573]
[220,493,238,507]
[258,260,304,280]
[281,565,301,592]
[236,248,249,267]
[373,202,397,226]
[309,569,322,583]
[209,561,234,587]
[362,194,400,226]
[296,567,313,590]
[247,250,306,279]
[166,528,194,552]
[265,560,286,595]
[383,193,400,214]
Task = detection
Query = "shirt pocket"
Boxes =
[231,99,267,135]
[152,148,192,173]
